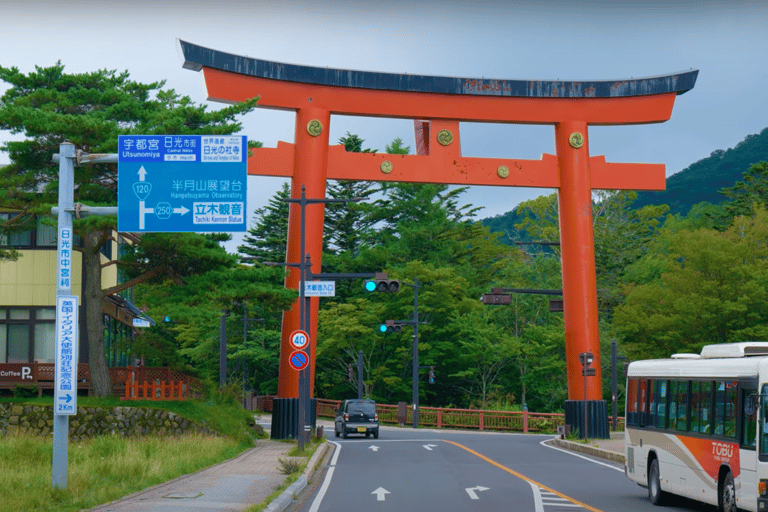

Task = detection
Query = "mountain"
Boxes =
[632,127,768,215]
[481,127,768,236]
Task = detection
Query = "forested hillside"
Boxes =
[482,127,768,235]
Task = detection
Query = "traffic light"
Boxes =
[428,366,435,384]
[365,272,400,293]
[378,320,402,333]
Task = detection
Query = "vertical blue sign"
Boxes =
[117,135,247,232]
[54,295,79,415]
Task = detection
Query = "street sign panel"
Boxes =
[117,135,247,233]
[132,318,151,328]
[54,295,79,415]
[289,330,309,350]
[289,350,309,371]
[304,280,336,297]
[480,293,511,305]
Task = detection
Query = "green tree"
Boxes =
[324,133,379,255]
[614,208,768,360]
[0,63,258,395]
[238,181,291,264]
[720,161,768,218]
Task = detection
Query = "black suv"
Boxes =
[334,399,379,439]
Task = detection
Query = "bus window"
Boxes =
[716,381,726,435]
[701,381,713,435]
[655,380,667,429]
[690,381,702,432]
[760,385,768,458]
[627,378,638,426]
[639,379,648,428]
[742,388,757,449]
[670,380,688,431]
[724,382,737,438]
[648,380,657,427]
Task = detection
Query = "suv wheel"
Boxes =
[373,430,379,439]
[342,429,348,439]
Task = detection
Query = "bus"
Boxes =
[624,342,768,512]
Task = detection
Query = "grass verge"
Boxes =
[0,431,246,512]
[0,391,262,512]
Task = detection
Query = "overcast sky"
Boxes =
[2,1,766,253]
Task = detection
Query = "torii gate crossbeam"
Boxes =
[179,40,697,435]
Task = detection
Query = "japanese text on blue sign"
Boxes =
[55,295,79,415]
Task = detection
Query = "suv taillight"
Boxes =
[344,413,349,421]
[374,413,378,421]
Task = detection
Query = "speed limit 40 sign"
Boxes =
[289,330,309,350]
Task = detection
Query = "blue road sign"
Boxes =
[289,350,309,371]
[117,135,247,232]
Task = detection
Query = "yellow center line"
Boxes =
[442,439,605,512]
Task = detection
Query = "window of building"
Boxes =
[0,213,58,248]
[0,307,56,363]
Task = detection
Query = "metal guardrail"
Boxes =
[255,396,625,434]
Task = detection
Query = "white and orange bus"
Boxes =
[625,342,768,512]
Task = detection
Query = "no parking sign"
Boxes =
[289,350,309,371]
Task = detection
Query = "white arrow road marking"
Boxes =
[371,487,390,501]
[423,444,438,450]
[173,206,190,215]
[368,445,379,452]
[465,486,489,500]
[138,166,147,181]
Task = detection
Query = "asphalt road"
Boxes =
[288,426,721,512]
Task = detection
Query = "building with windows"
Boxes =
[0,212,145,368]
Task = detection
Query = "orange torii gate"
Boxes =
[179,40,697,433]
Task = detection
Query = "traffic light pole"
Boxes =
[283,186,365,450]
[412,277,419,429]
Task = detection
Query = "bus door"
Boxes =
[740,386,758,506]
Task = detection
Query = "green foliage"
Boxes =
[721,161,768,218]
[614,207,768,359]
[633,127,768,216]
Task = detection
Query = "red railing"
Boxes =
[122,379,190,401]
[256,396,625,434]
[0,363,198,398]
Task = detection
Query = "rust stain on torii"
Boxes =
[178,39,697,406]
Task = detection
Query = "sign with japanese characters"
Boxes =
[304,280,336,297]
[117,135,247,232]
[54,295,79,415]
[56,228,73,290]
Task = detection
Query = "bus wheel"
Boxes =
[648,458,665,505]
[720,471,737,512]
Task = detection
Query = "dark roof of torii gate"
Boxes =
[179,39,697,99]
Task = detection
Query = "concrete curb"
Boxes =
[550,437,625,465]
[264,441,332,512]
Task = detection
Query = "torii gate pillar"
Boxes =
[179,40,697,437]
[280,107,330,397]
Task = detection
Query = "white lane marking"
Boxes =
[372,487,390,501]
[529,481,545,512]
[423,444,438,450]
[329,440,341,466]
[465,485,490,500]
[368,445,380,452]
[539,439,624,472]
